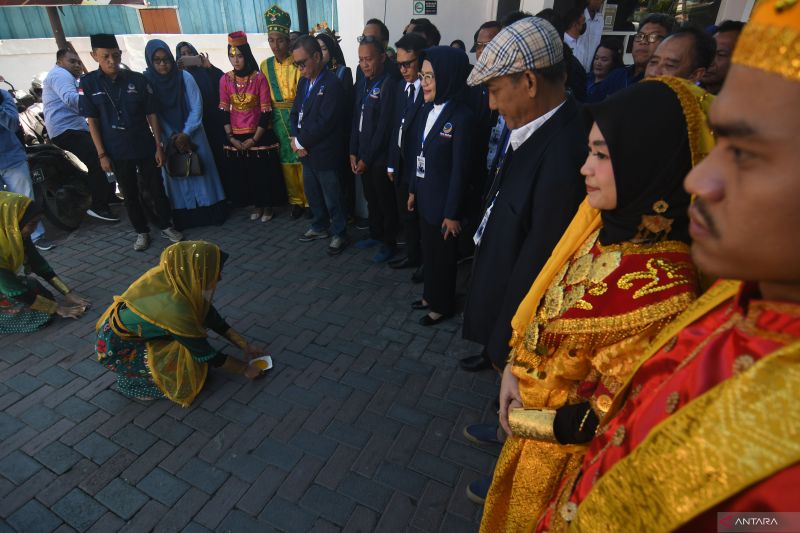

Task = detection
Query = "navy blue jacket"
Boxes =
[289,68,345,171]
[409,100,475,226]
[79,69,157,160]
[387,79,425,184]
[350,71,396,167]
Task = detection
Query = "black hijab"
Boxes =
[19,202,43,229]
[585,79,693,246]
[316,33,347,70]
[175,41,221,108]
[228,42,259,77]
[422,46,469,105]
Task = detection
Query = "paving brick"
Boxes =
[197,422,244,464]
[412,480,451,530]
[78,448,137,496]
[34,441,82,475]
[107,500,164,533]
[8,499,63,533]
[154,487,209,533]
[252,438,303,470]
[176,457,229,495]
[67,359,106,381]
[6,373,44,396]
[340,371,381,394]
[60,411,112,447]
[85,511,125,533]
[192,475,248,530]
[216,450,267,483]
[95,479,149,520]
[322,419,370,449]
[130,400,171,431]
[89,389,131,415]
[218,510,273,533]
[36,459,97,507]
[342,505,378,533]
[0,412,25,441]
[277,454,324,501]
[351,433,393,478]
[375,492,418,532]
[409,451,461,487]
[21,418,75,456]
[43,377,89,409]
[136,468,190,507]
[375,462,428,498]
[180,523,212,533]
[289,429,338,460]
[442,441,496,474]
[74,432,120,465]
[297,484,355,527]
[38,366,76,387]
[0,450,42,485]
[95,403,143,439]
[354,409,402,438]
[8,384,55,418]
[182,408,227,437]
[440,512,475,532]
[236,465,287,515]
[109,424,157,455]
[215,400,260,425]
[0,469,56,518]
[120,440,173,485]
[386,426,424,465]
[56,397,99,423]
[229,414,278,454]
[147,416,193,446]
[159,431,207,475]
[52,488,107,531]
[337,472,393,512]
[259,496,317,533]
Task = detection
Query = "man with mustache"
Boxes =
[536,0,800,529]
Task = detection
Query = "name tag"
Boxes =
[416,155,426,178]
[398,118,405,148]
[359,104,364,133]
[298,110,304,128]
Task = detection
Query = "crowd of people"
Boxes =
[0,0,798,529]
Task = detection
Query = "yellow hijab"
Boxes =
[508,78,715,360]
[0,192,32,274]
[98,241,222,406]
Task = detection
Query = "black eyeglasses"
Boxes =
[293,58,308,69]
[152,57,171,65]
[634,32,666,44]
[397,57,418,70]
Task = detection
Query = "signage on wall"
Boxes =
[603,4,618,31]
[413,0,437,15]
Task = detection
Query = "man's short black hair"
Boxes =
[477,20,502,34]
[670,25,716,70]
[501,10,533,27]
[56,48,71,61]
[412,19,441,46]
[395,32,427,54]
[640,13,677,35]
[292,35,322,59]
[365,18,390,44]
[535,9,564,35]
[359,36,386,54]
[563,5,585,31]
[715,20,746,35]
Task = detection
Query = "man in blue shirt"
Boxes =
[80,33,182,251]
[44,48,118,222]
[0,88,52,250]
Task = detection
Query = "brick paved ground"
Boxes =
[0,207,501,532]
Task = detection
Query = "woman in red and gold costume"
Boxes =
[481,77,715,532]
[538,2,800,530]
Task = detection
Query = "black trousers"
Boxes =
[420,217,458,316]
[361,162,398,247]
[51,129,114,212]
[395,176,422,264]
[113,157,172,234]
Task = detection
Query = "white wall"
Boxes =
[0,33,277,91]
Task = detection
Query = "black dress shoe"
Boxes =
[290,205,304,219]
[390,257,421,270]
[411,266,424,284]
[459,354,493,372]
[419,313,451,326]
[411,300,429,310]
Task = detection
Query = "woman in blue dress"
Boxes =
[144,39,228,230]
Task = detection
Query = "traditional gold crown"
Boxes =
[732,0,800,81]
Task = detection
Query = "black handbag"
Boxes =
[166,139,203,177]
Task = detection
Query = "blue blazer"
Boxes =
[289,68,345,171]
[349,71,396,167]
[409,100,475,226]
[387,79,425,184]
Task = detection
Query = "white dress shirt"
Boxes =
[574,6,605,72]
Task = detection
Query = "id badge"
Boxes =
[416,155,426,178]
[359,104,364,132]
[398,118,405,147]
[298,110,304,128]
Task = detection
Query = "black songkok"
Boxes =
[90,33,119,49]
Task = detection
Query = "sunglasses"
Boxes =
[397,57,418,70]
[293,58,308,69]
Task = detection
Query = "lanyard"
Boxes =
[361,76,383,106]
[305,74,320,100]
[99,76,125,124]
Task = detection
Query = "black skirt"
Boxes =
[225,131,287,208]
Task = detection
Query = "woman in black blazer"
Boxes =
[407,46,474,326]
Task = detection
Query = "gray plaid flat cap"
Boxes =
[467,17,564,86]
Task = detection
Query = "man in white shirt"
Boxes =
[574,0,605,72]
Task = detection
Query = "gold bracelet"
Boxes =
[51,276,70,295]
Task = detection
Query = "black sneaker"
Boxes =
[290,205,304,219]
[34,238,55,251]
[86,208,120,222]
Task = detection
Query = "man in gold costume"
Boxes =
[536,0,800,530]
[260,5,308,218]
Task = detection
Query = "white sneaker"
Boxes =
[133,233,150,251]
[160,227,184,243]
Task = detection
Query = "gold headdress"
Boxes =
[732,0,800,81]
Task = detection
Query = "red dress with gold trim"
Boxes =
[480,230,699,533]
[537,282,800,532]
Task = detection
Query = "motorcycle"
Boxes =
[4,77,91,231]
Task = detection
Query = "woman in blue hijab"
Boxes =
[144,39,227,229]
[407,46,474,326]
